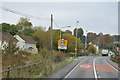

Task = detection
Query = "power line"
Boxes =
[1,6,61,29]
[1,6,49,21]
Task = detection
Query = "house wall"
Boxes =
[14,35,26,50]
[14,35,38,54]
[24,43,38,54]
[31,43,38,54]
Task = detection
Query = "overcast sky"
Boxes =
[0,2,118,35]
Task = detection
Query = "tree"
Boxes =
[95,34,112,49]
[8,24,19,35]
[1,23,11,32]
[19,27,35,36]
[16,17,32,30]
[65,30,72,35]
[32,27,51,51]
[62,33,83,52]
[74,28,84,38]
[87,44,96,55]
[87,32,97,44]
[74,28,84,44]
[1,23,20,35]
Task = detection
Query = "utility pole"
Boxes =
[75,21,79,57]
[50,14,53,56]
[85,30,88,51]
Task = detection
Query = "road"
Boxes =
[64,56,119,80]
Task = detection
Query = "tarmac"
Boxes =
[48,56,119,78]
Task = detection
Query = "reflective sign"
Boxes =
[58,40,67,46]
[58,40,67,49]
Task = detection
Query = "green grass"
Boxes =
[95,53,102,56]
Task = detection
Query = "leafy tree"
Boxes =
[74,28,85,44]
[74,28,84,38]
[95,34,112,49]
[16,17,32,30]
[19,27,35,36]
[65,30,72,35]
[32,27,51,51]
[1,23,22,35]
[8,24,19,35]
[62,33,83,52]
[87,32,97,44]
[1,23,11,32]
[87,44,96,55]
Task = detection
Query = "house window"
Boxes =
[29,47,33,50]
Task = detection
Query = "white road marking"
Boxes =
[93,58,98,80]
[98,76,101,78]
[105,60,119,72]
[80,64,90,68]
[64,57,84,78]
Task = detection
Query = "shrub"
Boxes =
[54,52,64,63]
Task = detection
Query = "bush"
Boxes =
[110,53,120,67]
[67,52,76,57]
[54,52,64,63]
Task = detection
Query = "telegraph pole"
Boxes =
[75,21,79,57]
[50,14,53,55]
[85,30,88,50]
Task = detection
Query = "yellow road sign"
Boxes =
[58,40,67,46]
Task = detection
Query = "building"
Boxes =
[14,34,38,54]
[0,32,18,50]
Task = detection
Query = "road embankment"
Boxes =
[48,57,85,78]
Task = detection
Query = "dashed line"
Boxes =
[98,76,101,78]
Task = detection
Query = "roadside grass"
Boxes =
[95,53,102,56]
[32,57,74,78]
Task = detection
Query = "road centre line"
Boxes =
[64,57,85,78]
[93,58,98,80]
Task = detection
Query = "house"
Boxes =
[0,32,18,50]
[14,34,38,54]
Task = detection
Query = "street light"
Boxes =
[59,26,71,52]
[60,26,71,39]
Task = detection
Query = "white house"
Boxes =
[14,34,38,54]
[0,32,18,50]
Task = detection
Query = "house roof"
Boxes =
[0,32,18,42]
[18,34,37,44]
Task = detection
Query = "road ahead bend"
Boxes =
[64,56,118,79]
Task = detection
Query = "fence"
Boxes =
[1,59,55,79]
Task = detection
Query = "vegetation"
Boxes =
[110,53,120,67]
[87,44,97,55]
[95,53,102,56]
[1,17,120,78]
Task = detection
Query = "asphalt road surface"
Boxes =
[64,56,119,80]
